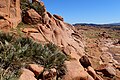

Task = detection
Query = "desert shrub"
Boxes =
[0,32,14,43]
[32,43,67,69]
[30,1,45,17]
[0,32,67,79]
[20,0,45,18]
[20,0,31,17]
[14,38,67,69]
[0,33,20,80]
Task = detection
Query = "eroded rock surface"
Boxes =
[0,0,118,80]
[19,69,37,80]
[22,1,85,61]
[28,64,44,76]
[96,64,116,77]
[23,9,42,24]
[20,1,104,80]
[0,0,21,29]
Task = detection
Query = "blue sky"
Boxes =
[42,0,120,24]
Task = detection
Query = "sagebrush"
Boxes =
[0,32,67,80]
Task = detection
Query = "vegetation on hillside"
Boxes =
[21,0,45,18]
[0,32,67,80]
[76,26,120,39]
[20,0,31,17]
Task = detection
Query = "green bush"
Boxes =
[0,32,67,80]
[30,1,45,17]
[20,0,45,18]
[20,0,31,17]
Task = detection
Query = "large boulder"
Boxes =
[22,28,39,33]
[0,19,9,29]
[96,64,116,77]
[30,33,46,42]
[87,66,104,80]
[23,9,42,24]
[79,55,91,68]
[28,64,44,76]
[53,14,64,21]
[19,69,37,80]
[100,52,114,63]
[62,60,83,80]
[117,40,120,44]
[87,66,97,79]
[62,60,94,80]
[98,32,111,38]
[0,12,8,18]
[43,68,57,80]
[0,0,21,28]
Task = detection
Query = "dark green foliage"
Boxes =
[30,1,45,17]
[32,43,67,69]
[20,0,45,18]
[0,32,14,43]
[20,0,31,17]
[0,33,20,80]
[0,32,67,79]
[56,65,66,79]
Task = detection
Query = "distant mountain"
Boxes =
[73,23,101,27]
[73,23,120,30]
[73,23,120,26]
[109,23,120,26]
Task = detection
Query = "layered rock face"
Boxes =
[0,0,21,29]
[21,1,105,80]
[22,1,85,61]
[1,0,115,80]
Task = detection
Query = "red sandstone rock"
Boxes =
[43,68,57,80]
[87,66,104,80]
[0,19,9,29]
[23,9,42,24]
[28,64,44,76]
[96,64,116,77]
[22,28,39,33]
[79,55,91,68]
[87,66,97,79]
[62,60,85,80]
[19,68,37,80]
[0,12,8,18]
[21,5,85,60]
[53,14,64,21]
[30,33,46,42]
[0,0,21,28]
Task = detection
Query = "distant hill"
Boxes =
[73,22,120,26]
[109,23,120,26]
[73,23,120,30]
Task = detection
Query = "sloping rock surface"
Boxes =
[0,0,21,28]
[22,1,85,60]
